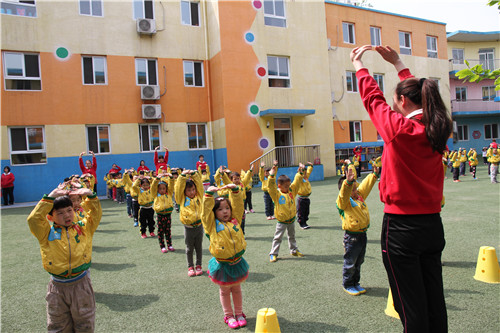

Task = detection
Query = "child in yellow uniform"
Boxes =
[153,172,175,253]
[259,160,278,220]
[489,147,500,183]
[458,148,468,176]
[296,162,314,230]
[449,150,461,182]
[198,164,211,191]
[467,148,479,180]
[132,176,159,238]
[241,168,255,214]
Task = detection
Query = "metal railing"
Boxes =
[249,144,321,168]
[449,59,500,73]
[451,99,499,113]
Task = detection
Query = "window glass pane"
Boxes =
[198,124,207,148]
[188,124,197,148]
[10,128,27,151]
[181,1,190,24]
[87,126,98,153]
[278,57,288,77]
[147,60,157,85]
[485,125,491,139]
[274,0,284,17]
[267,56,277,76]
[263,0,273,15]
[136,59,147,85]
[150,125,160,150]
[184,61,194,86]
[349,122,354,142]
[190,2,199,26]
[133,0,143,19]
[140,125,150,151]
[492,124,498,138]
[24,54,39,78]
[5,53,23,77]
[194,62,202,86]
[11,153,46,165]
[83,57,93,84]
[91,0,102,16]
[144,0,153,19]
[343,23,349,43]
[94,57,105,84]
[264,16,286,27]
[98,126,109,153]
[28,127,43,150]
[80,0,91,15]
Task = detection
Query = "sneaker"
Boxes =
[291,250,304,257]
[271,216,276,220]
[224,316,239,329]
[266,216,272,220]
[188,267,196,277]
[355,284,366,294]
[301,225,311,230]
[167,246,175,252]
[343,286,360,296]
[270,255,277,262]
[141,234,147,239]
[150,232,156,237]
[134,221,139,227]
[236,313,247,327]
[250,209,255,213]
[245,210,250,214]
[161,248,168,253]
[128,214,133,218]
[195,265,203,276]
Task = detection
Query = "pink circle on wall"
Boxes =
[253,1,262,10]
[257,66,266,77]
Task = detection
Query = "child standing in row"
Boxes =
[296,162,314,230]
[336,165,379,295]
[133,176,158,238]
[241,168,255,214]
[202,184,248,329]
[449,150,461,182]
[468,148,478,180]
[175,169,204,277]
[259,160,278,220]
[153,172,176,253]
[268,163,305,262]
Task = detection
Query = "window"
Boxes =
[346,71,357,92]
[457,125,469,141]
[135,58,157,85]
[482,86,496,101]
[82,56,107,85]
[267,56,290,88]
[373,73,384,92]
[342,22,355,44]
[86,125,110,154]
[79,0,102,16]
[263,0,286,27]
[139,124,160,152]
[479,48,494,70]
[188,123,207,149]
[183,60,204,87]
[455,87,467,102]
[349,121,362,142]
[377,131,383,141]
[399,31,412,55]
[1,0,36,17]
[3,52,41,90]
[181,0,199,26]
[9,126,46,165]
[133,0,153,19]
[485,124,499,140]
[426,36,438,58]
[452,48,464,64]
[370,26,381,46]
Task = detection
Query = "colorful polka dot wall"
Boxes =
[248,103,259,116]
[259,138,270,150]
[55,47,69,60]
[256,66,266,78]
[245,32,255,44]
[252,0,262,10]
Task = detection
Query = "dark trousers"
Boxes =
[356,166,361,179]
[116,188,125,203]
[263,192,274,217]
[2,187,14,205]
[296,197,310,228]
[132,200,139,222]
[139,207,155,234]
[126,194,132,216]
[471,165,477,178]
[184,226,203,268]
[157,213,172,248]
[452,167,459,181]
[241,213,246,234]
[244,190,253,210]
[459,162,465,176]
[381,213,447,333]
[343,232,367,287]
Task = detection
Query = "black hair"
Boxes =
[48,195,73,215]
[185,179,196,192]
[140,178,150,186]
[264,167,272,172]
[230,172,240,180]
[3,166,10,172]
[64,177,70,182]
[213,196,232,215]
[199,154,204,158]
[277,175,290,185]
[338,176,346,190]
[157,182,168,192]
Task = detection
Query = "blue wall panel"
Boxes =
[450,116,499,151]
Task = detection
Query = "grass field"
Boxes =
[1,165,499,332]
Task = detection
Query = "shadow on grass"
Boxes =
[441,261,475,268]
[362,286,389,298]
[301,254,343,264]
[367,239,382,244]
[246,272,275,283]
[93,246,126,253]
[91,262,136,271]
[94,229,125,234]
[244,316,347,332]
[306,225,342,231]
[95,292,159,311]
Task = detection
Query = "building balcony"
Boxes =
[451,99,500,117]
[449,59,500,78]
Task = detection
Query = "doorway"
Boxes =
[274,118,293,166]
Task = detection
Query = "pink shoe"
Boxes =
[167,246,175,252]
[161,248,168,253]
[250,209,255,213]
[236,313,247,327]
[141,234,147,239]
[266,216,272,220]
[195,265,203,276]
[150,232,156,237]
[224,316,239,329]
[188,267,196,277]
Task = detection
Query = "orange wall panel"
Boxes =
[334,120,350,144]
[362,120,379,142]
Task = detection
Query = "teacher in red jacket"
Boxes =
[1,166,15,205]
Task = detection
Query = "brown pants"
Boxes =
[46,273,95,333]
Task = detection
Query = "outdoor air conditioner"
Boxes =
[142,104,161,119]
[136,18,156,34]
[141,85,160,100]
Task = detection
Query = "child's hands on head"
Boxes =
[71,188,93,196]
[260,161,265,167]
[207,186,219,193]
[221,184,237,190]
[49,183,70,198]
[273,160,278,166]
[307,161,313,166]
[270,165,276,176]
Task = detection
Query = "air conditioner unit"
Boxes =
[141,85,160,100]
[142,104,161,119]
[136,18,156,34]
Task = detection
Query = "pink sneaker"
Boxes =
[141,234,147,239]
[161,248,168,253]
[250,209,255,213]
[150,232,156,237]
[224,316,239,329]
[236,313,247,327]
[195,265,203,276]
[167,246,175,252]
[188,267,196,277]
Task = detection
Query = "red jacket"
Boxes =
[137,165,150,172]
[108,166,121,174]
[356,68,443,215]
[196,160,207,171]
[1,172,15,188]
[154,150,169,172]
[79,156,97,183]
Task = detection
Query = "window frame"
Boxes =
[457,124,469,141]
[479,48,495,71]
[373,73,384,92]
[346,71,358,93]
[267,55,290,88]
[399,31,412,55]
[342,22,355,44]
[370,26,381,46]
[139,124,161,152]
[482,86,496,101]
[452,48,464,64]
[263,0,286,28]
[349,121,362,143]
[426,35,438,58]
[2,51,41,91]
[183,60,204,87]
[485,124,499,140]
[187,123,208,150]
[81,55,107,85]
[79,0,103,17]
[180,0,200,26]
[455,86,467,102]
[86,125,111,155]
[8,125,47,165]
[133,0,154,19]
[1,0,37,17]
[135,58,158,86]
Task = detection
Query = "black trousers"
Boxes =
[132,200,140,222]
[452,167,459,181]
[2,187,14,205]
[296,197,310,227]
[244,190,253,210]
[139,207,155,234]
[263,192,274,217]
[381,213,447,333]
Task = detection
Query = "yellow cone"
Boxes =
[474,246,500,284]
[255,308,281,333]
[337,169,341,176]
[384,289,400,319]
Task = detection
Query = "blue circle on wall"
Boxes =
[245,32,255,43]
[259,138,269,150]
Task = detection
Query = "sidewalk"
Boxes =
[0,196,109,210]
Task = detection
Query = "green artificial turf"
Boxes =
[1,165,499,332]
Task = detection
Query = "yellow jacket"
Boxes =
[132,178,159,207]
[268,171,303,223]
[202,187,246,261]
[111,178,125,189]
[240,169,253,191]
[468,150,478,167]
[259,166,278,192]
[449,151,461,168]
[198,165,211,184]
[104,174,113,189]
[153,177,175,214]
[122,173,139,199]
[214,168,231,198]
[296,166,313,197]
[490,152,500,164]
[27,195,102,279]
[459,149,468,163]
[353,155,360,167]
[336,173,377,233]
[220,169,253,201]
[174,172,204,227]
